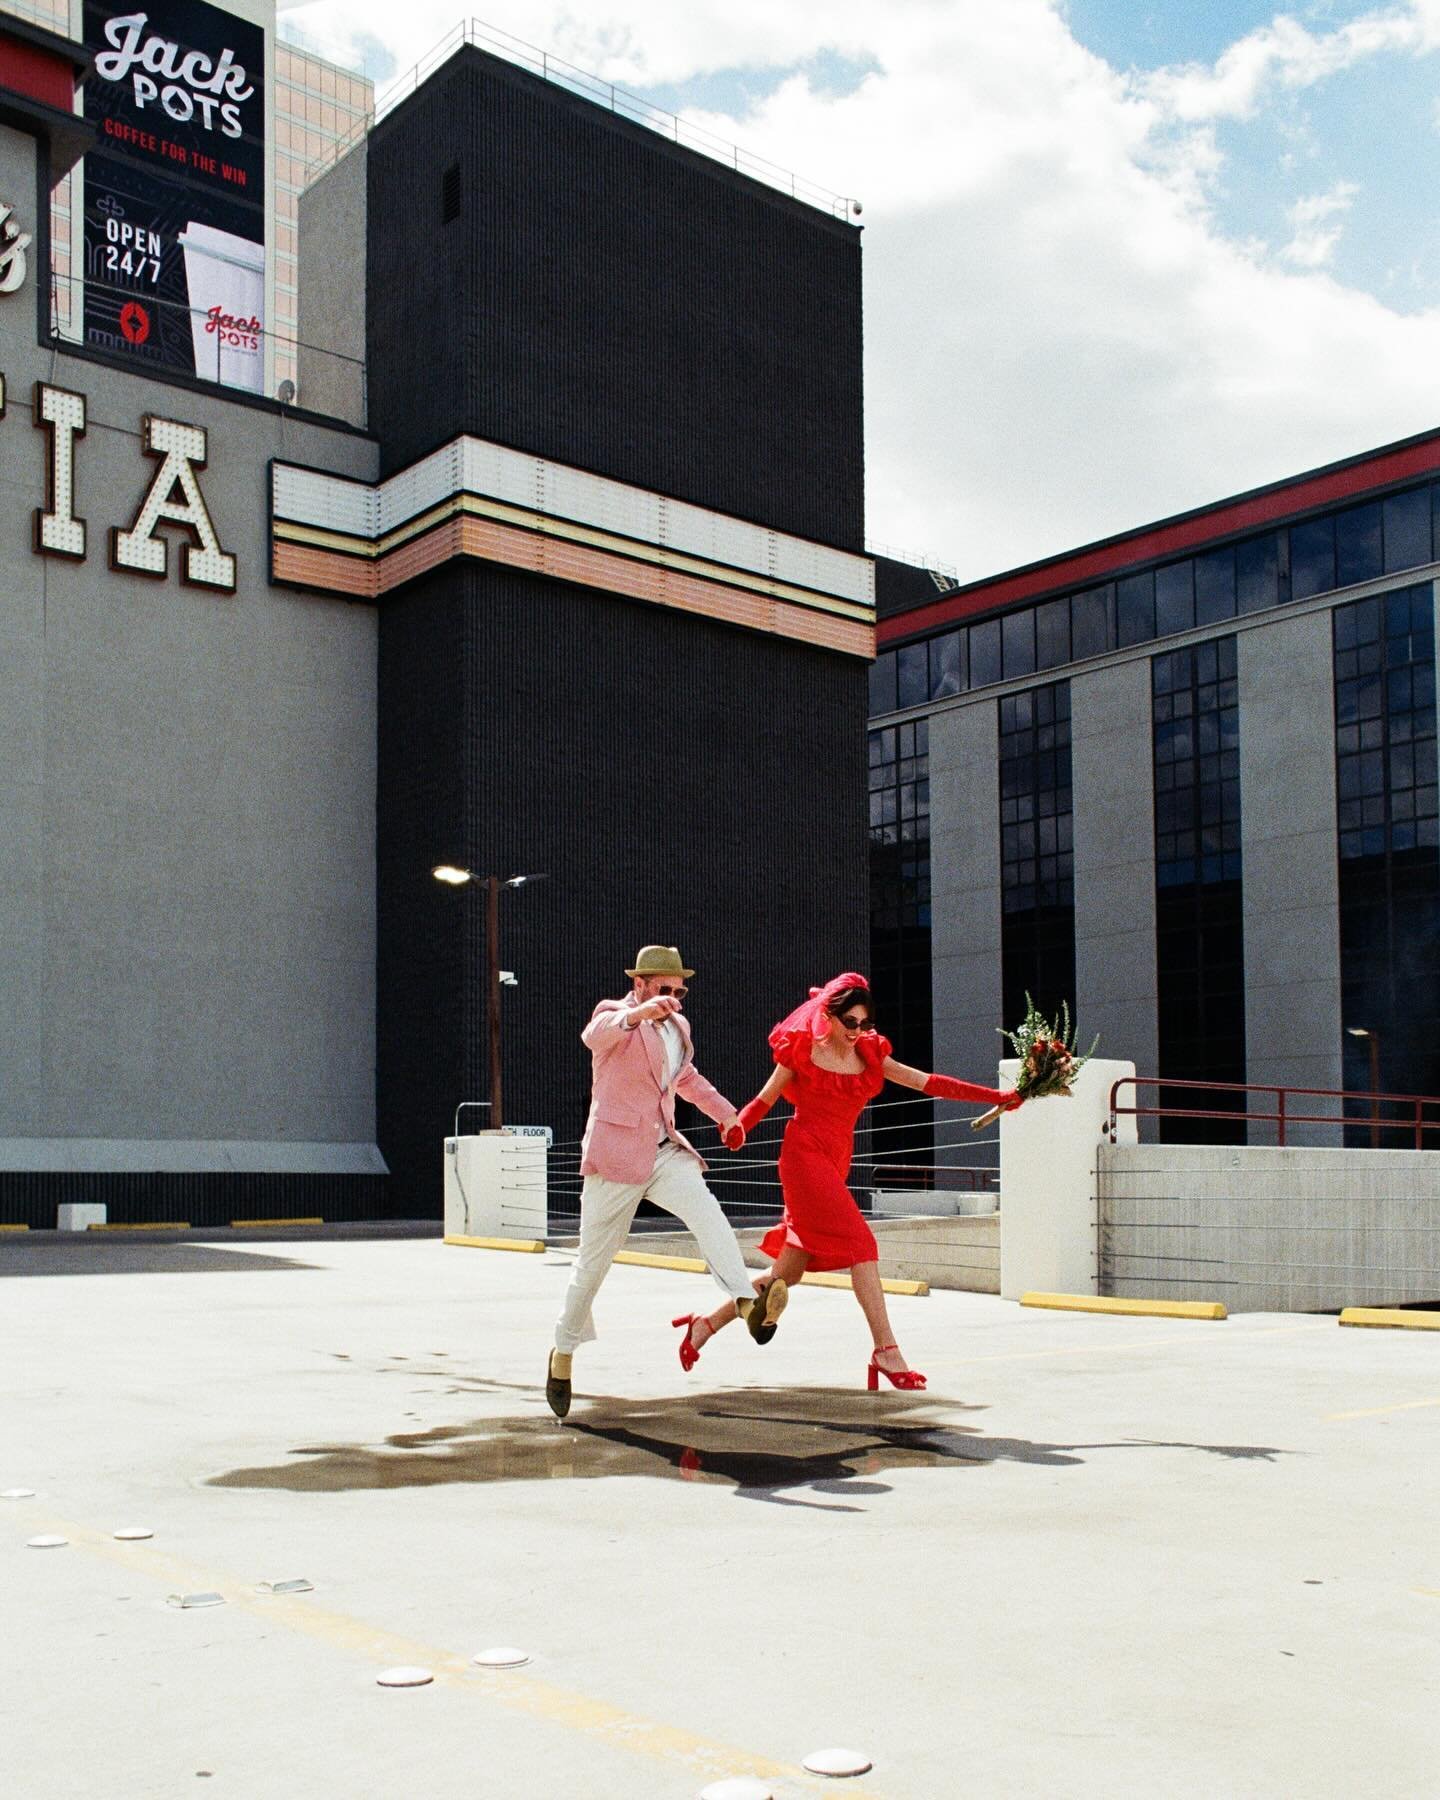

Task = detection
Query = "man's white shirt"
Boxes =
[656,1016,684,1137]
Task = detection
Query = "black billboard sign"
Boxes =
[81,2,267,391]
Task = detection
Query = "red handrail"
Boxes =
[1107,1075,1440,1148]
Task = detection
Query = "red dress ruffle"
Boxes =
[758,1028,893,1272]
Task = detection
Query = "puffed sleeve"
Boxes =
[768,1028,812,1073]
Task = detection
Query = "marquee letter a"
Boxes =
[111,415,237,592]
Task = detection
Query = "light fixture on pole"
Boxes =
[430,865,548,1130]
[1346,1026,1382,1148]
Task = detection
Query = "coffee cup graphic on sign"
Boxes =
[179,222,264,390]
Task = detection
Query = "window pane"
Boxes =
[1290,515,1336,600]
[1383,488,1431,574]
[1335,501,1383,589]
[1194,546,1237,627]
[1155,561,1194,637]
[930,630,964,699]
[868,649,897,716]
[897,642,928,709]
[1036,597,1070,668]
[1117,571,1155,647]
[970,618,1002,688]
[1003,608,1037,680]
[1236,534,1279,614]
[1071,584,1113,660]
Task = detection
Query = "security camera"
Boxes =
[851,200,863,216]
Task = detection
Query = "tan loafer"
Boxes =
[747,1277,788,1345]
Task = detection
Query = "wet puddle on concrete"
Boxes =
[205,1381,1284,1508]
[207,1385,983,1507]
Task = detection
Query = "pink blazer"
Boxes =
[579,996,736,1183]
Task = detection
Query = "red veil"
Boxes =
[768,972,871,1066]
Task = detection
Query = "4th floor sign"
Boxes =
[11,376,237,591]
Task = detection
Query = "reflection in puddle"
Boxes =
[206,1383,1284,1509]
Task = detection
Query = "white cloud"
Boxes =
[1281,180,1361,267]
[284,0,1440,579]
[1139,3,1440,124]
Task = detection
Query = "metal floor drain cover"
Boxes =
[699,1780,775,1799]
[113,1527,153,1541]
[257,1578,314,1595]
[376,1666,433,1688]
[802,1748,873,1777]
[471,1646,530,1668]
[168,1592,225,1609]
[27,1534,67,1549]
[2,1489,36,1500]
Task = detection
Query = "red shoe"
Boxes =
[867,1344,926,1391]
[672,1314,707,1372]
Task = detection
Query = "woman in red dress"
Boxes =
[673,973,1020,1390]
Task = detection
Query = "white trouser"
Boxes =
[554,1140,756,1353]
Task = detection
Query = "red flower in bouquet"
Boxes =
[971,995,1099,1130]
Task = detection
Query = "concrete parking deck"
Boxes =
[4,1232,1439,1798]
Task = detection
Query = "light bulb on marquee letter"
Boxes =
[33,383,87,560]
[111,415,237,592]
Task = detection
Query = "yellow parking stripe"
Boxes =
[19,1511,887,1795]
[1326,1397,1440,1421]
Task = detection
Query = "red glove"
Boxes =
[923,1073,1020,1108]
[723,1095,773,1150]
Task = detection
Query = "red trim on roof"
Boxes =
[879,431,1440,646]
[0,36,79,114]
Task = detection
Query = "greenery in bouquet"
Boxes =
[1000,994,1099,1102]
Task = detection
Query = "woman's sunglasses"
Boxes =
[835,1013,874,1033]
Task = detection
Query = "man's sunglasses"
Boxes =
[652,983,688,998]
[836,1014,875,1033]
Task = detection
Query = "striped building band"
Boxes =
[271,438,876,658]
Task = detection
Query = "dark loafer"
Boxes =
[545,1351,572,1421]
[747,1277,788,1345]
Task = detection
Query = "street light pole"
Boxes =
[486,872,503,1130]
[1347,1026,1382,1148]
[431,864,546,1136]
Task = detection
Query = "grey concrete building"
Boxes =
[0,17,383,1220]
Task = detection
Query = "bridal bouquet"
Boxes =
[970,995,1099,1129]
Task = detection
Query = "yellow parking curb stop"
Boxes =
[1021,1291,1226,1320]
[1339,1307,1440,1331]
[444,1235,546,1254]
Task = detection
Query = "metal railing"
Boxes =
[301,17,860,221]
[542,1092,1000,1225]
[1108,1074,1440,1149]
[46,268,367,424]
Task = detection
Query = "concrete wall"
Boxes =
[296,140,367,426]
[929,700,1004,1094]
[0,121,382,1189]
[1238,610,1343,1142]
[1099,1141,1440,1310]
[617,1219,1002,1294]
[1070,660,1158,1112]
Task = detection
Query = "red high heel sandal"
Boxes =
[867,1345,927,1391]
[672,1314,708,1372]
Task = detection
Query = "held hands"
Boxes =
[724,1094,773,1150]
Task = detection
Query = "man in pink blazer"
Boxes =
[547,945,787,1419]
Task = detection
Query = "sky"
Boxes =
[281,0,1440,582]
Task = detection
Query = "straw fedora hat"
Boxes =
[626,944,695,979]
